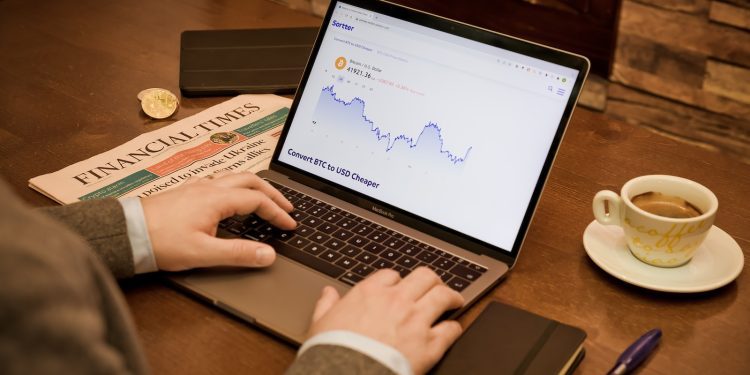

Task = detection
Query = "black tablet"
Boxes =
[179,27,318,96]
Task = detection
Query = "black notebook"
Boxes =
[179,27,318,96]
[431,301,586,375]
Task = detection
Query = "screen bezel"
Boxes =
[269,0,590,266]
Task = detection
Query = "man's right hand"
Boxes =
[308,267,465,374]
[141,172,296,271]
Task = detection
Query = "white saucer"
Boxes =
[583,221,744,293]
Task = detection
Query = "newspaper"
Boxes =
[29,95,291,204]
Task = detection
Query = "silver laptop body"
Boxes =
[169,0,589,344]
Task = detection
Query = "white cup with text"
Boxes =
[592,175,718,267]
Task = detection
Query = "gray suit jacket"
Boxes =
[0,180,394,374]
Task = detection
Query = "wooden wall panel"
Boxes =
[614,34,706,87]
[578,74,608,111]
[720,0,750,9]
[618,1,750,67]
[610,0,750,162]
[704,60,750,104]
[611,63,750,119]
[606,83,750,163]
[709,1,750,30]
[632,0,710,13]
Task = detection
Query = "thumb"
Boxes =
[195,235,277,268]
[312,286,340,323]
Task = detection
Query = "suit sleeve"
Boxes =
[286,345,396,375]
[38,199,135,279]
[0,183,149,374]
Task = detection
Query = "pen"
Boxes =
[607,328,662,375]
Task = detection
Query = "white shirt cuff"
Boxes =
[298,330,413,375]
[119,197,158,274]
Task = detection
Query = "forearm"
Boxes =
[38,199,135,278]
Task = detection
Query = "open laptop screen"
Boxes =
[276,1,586,255]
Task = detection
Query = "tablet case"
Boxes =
[431,301,587,375]
[180,27,318,96]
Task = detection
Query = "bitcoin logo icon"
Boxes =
[335,56,347,70]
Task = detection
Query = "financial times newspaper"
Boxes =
[29,95,291,204]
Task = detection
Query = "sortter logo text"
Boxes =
[332,20,354,31]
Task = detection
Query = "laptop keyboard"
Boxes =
[218,181,487,292]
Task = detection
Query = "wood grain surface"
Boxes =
[1,1,748,374]
[610,0,750,163]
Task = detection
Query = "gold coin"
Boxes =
[335,56,347,70]
[137,88,160,101]
[141,89,179,119]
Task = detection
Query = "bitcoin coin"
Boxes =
[335,56,347,70]
[141,88,179,119]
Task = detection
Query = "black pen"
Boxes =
[607,328,662,375]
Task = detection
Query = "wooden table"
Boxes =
[1,1,748,374]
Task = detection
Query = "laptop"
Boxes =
[169,0,589,344]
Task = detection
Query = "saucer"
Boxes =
[583,221,744,293]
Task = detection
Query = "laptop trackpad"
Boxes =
[183,257,349,344]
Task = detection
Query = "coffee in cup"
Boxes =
[592,175,718,267]
[631,191,702,219]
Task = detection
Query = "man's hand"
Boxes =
[141,172,296,271]
[309,267,465,374]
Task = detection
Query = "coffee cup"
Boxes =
[592,175,718,267]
